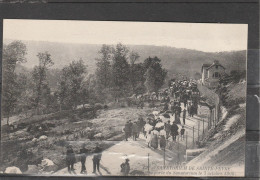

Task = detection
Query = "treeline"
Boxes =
[2,41,167,125]
[92,43,167,102]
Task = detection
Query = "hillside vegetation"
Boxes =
[6,39,246,78]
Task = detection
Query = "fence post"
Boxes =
[198,121,200,142]
[148,153,150,173]
[192,126,195,148]
[177,135,180,162]
[208,114,210,130]
[203,118,205,138]
[186,131,188,150]
[163,148,165,167]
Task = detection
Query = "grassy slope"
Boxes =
[188,81,246,170]
[0,107,150,172]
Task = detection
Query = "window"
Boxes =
[213,72,220,78]
[216,65,218,69]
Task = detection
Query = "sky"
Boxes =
[3,19,248,52]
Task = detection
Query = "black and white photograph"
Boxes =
[1,19,247,176]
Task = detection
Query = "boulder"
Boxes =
[94,133,103,138]
[41,158,54,166]
[39,135,48,141]
[25,165,39,174]
[39,158,59,172]
[4,166,22,174]
[186,148,206,156]
[43,164,59,172]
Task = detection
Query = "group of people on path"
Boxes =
[66,143,131,176]
[123,117,146,141]
[65,143,102,174]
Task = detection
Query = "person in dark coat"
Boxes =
[177,105,182,117]
[128,120,133,137]
[79,143,88,174]
[183,108,186,125]
[159,135,166,150]
[66,144,76,174]
[180,126,185,141]
[190,104,195,117]
[124,121,131,141]
[132,122,139,141]
[92,144,102,173]
[163,102,168,112]
[137,117,145,137]
[120,159,130,176]
[164,120,171,139]
[187,102,191,117]
[171,122,179,141]
[175,114,181,124]
[150,133,158,149]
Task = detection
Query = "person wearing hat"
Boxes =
[92,143,102,173]
[124,121,131,141]
[120,158,130,176]
[164,120,171,139]
[66,144,76,174]
[79,143,88,174]
[128,120,133,137]
[132,122,139,141]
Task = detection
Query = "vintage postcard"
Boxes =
[1,19,247,177]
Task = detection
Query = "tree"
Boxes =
[129,51,140,66]
[144,56,167,94]
[129,51,141,93]
[32,52,54,114]
[95,45,114,89]
[2,41,27,125]
[111,43,131,99]
[57,60,87,110]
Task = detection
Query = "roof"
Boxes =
[206,60,225,70]
[201,64,211,72]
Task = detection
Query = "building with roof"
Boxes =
[201,60,225,88]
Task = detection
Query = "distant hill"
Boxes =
[5,39,247,79]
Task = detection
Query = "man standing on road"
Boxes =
[120,159,130,176]
[66,144,76,174]
[132,122,139,141]
[128,120,133,138]
[79,143,88,174]
[124,121,131,141]
[92,143,102,173]
[183,108,186,125]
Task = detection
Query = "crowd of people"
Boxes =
[123,78,200,151]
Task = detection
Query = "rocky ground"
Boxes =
[0,106,151,174]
